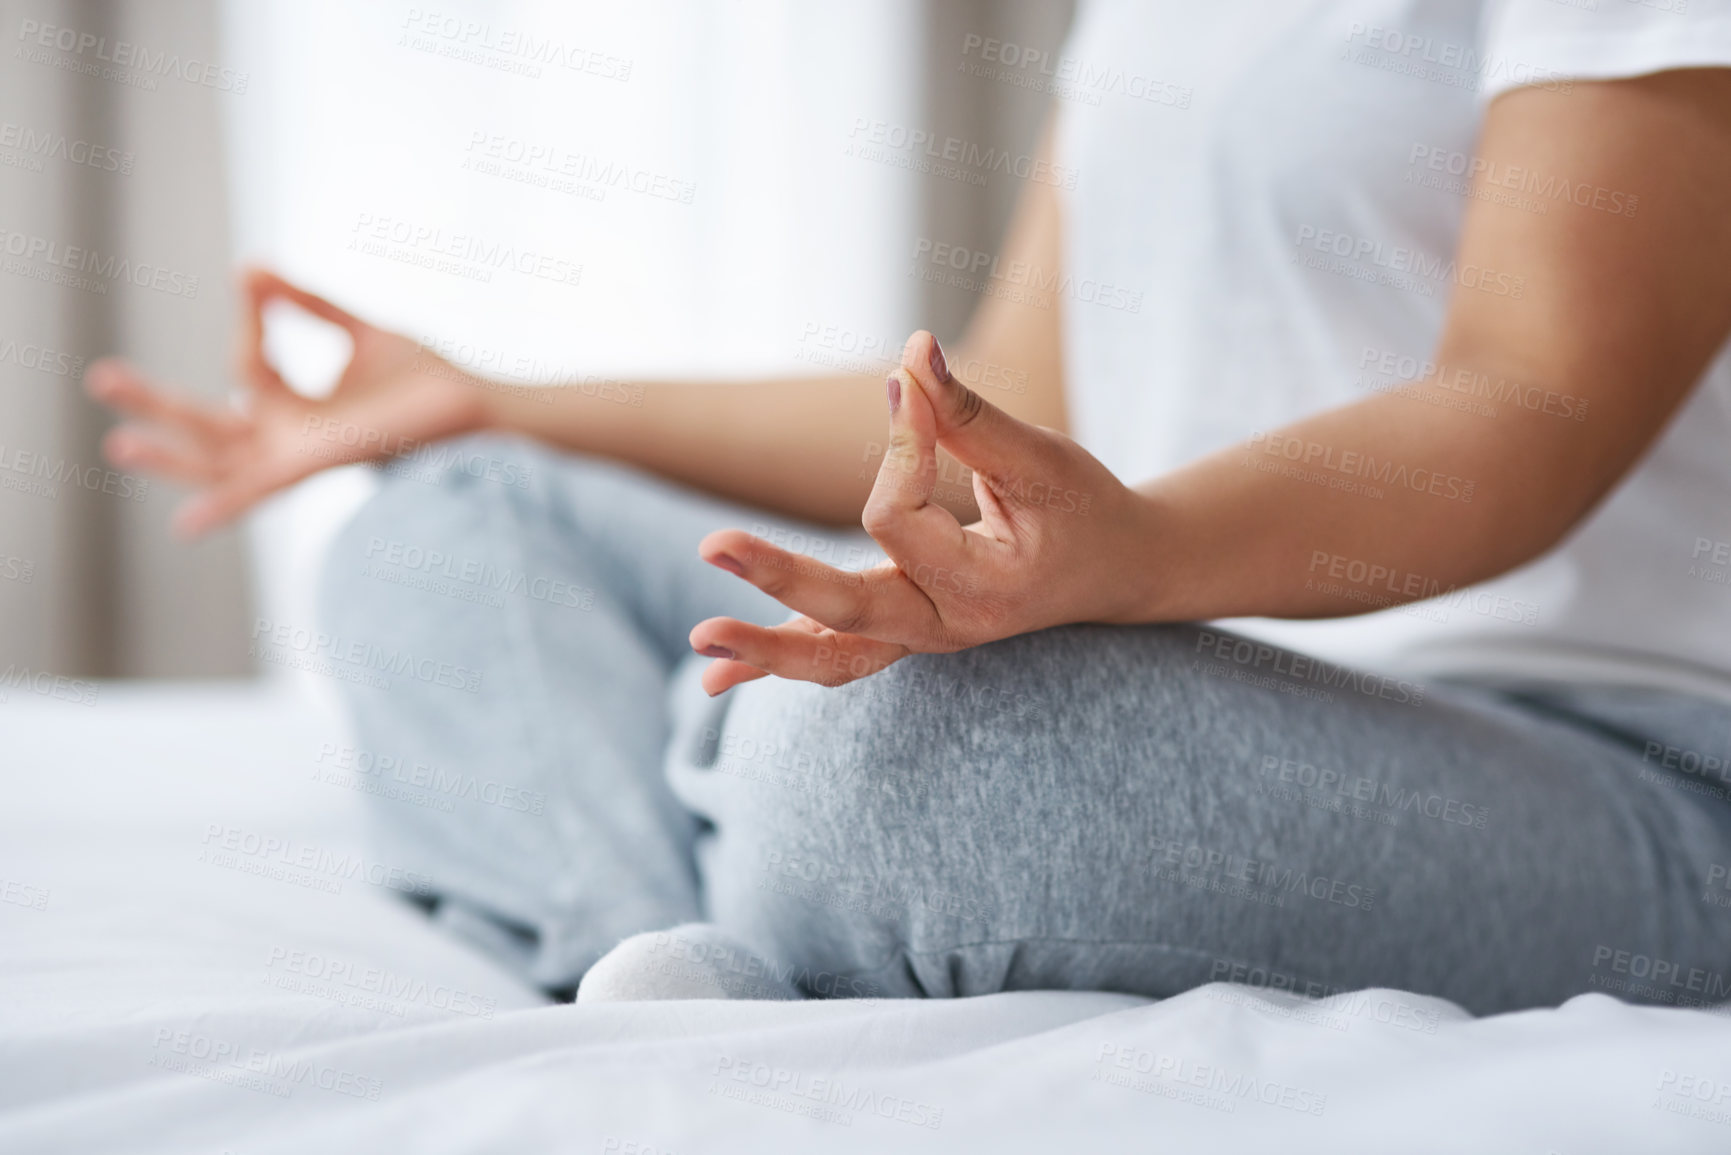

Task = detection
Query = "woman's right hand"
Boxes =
[85,268,491,538]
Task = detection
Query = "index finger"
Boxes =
[862,369,973,572]
[241,267,366,333]
[699,529,937,642]
[235,268,366,395]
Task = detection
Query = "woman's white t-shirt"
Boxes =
[1055,0,1731,699]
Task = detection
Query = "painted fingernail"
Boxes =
[700,644,736,660]
[886,374,901,414]
[929,337,947,382]
[711,552,745,576]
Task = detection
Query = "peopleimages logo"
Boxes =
[462,131,694,204]
[1293,225,1524,299]
[1258,753,1491,830]
[149,1028,382,1101]
[0,877,50,911]
[348,213,582,288]
[1406,144,1637,218]
[0,665,99,707]
[1092,1043,1327,1115]
[0,337,85,378]
[710,1054,944,1130]
[0,120,133,174]
[299,415,533,490]
[398,9,633,82]
[646,931,882,999]
[199,823,435,898]
[1342,22,1572,94]
[16,19,250,93]
[1305,549,1539,627]
[959,34,1193,109]
[1144,834,1377,912]
[0,443,151,503]
[1357,346,1588,422]
[910,238,1143,313]
[314,741,548,816]
[1247,431,1475,503]
[0,227,200,298]
[264,945,497,1018]
[362,536,594,611]
[847,117,1079,189]
[1193,629,1426,707]
[249,617,484,694]
[1589,945,1731,1003]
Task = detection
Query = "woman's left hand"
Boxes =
[689,332,1161,694]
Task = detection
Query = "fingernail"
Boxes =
[929,338,947,382]
[886,374,901,415]
[700,644,736,660]
[711,552,745,576]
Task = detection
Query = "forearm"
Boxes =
[479,368,989,527]
[1127,379,1602,624]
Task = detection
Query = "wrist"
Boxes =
[461,367,516,435]
[1114,486,1186,624]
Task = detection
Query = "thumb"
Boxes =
[899,330,1044,474]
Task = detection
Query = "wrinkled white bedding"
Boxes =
[3,684,1730,1154]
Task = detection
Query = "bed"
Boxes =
[3,683,1730,1153]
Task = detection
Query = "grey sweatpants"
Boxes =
[317,435,1731,1014]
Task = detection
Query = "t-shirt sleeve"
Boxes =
[1478,0,1731,103]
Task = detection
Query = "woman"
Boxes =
[89,2,1731,1013]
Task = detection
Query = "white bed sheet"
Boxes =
[3,683,1730,1153]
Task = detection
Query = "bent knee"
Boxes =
[696,660,1034,986]
[698,658,1000,912]
[317,435,550,630]
[697,628,1193,900]
[717,662,944,824]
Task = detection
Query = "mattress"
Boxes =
[3,683,1730,1153]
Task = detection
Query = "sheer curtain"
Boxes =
[218,0,925,703]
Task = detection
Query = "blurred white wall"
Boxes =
[219,0,926,706]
